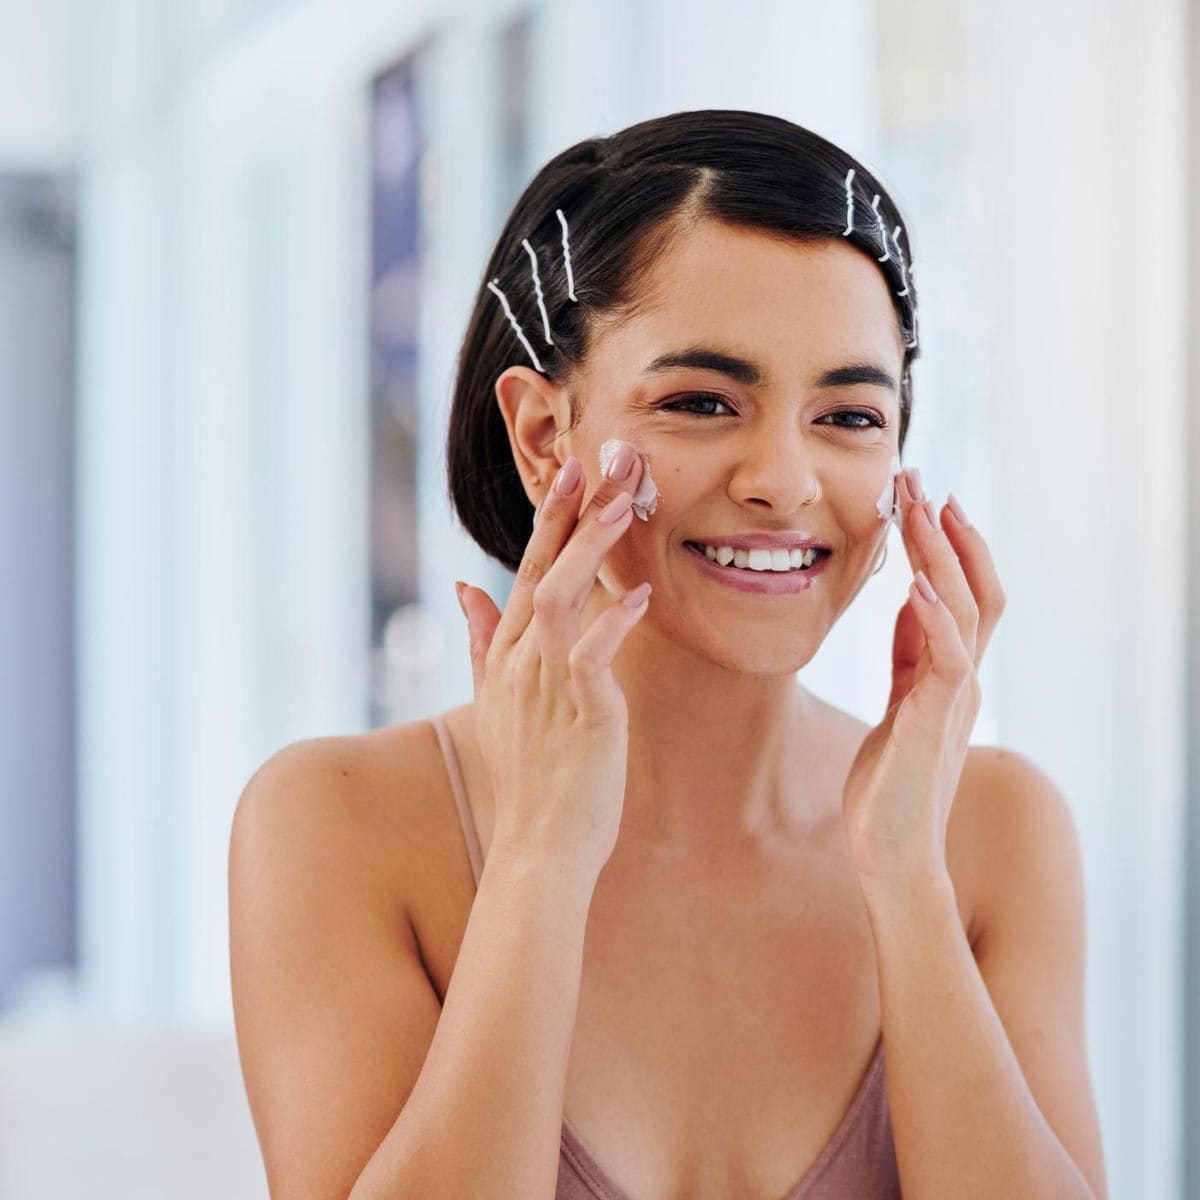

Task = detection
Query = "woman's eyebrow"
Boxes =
[816,363,898,391]
[642,347,764,385]
[641,347,897,392]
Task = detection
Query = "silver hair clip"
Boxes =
[486,280,546,373]
[556,209,578,301]
[491,209,580,374]
[521,238,553,345]
[891,225,910,297]
[871,195,890,263]
[838,173,915,347]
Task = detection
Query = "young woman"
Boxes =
[230,109,1108,1200]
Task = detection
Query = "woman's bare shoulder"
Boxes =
[229,722,458,1197]
[947,744,1036,948]
[946,744,1079,943]
[232,710,471,917]
[238,720,429,822]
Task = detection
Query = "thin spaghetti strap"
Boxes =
[430,713,484,888]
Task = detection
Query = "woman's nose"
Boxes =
[728,438,820,511]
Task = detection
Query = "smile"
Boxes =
[683,541,832,595]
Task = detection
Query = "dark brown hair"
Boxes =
[446,109,920,572]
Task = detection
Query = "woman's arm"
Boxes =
[859,747,1108,1200]
[229,734,598,1200]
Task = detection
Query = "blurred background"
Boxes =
[0,0,1195,1196]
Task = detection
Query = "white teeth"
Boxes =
[697,543,819,572]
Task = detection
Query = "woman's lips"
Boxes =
[683,541,831,595]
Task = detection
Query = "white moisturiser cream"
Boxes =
[876,452,902,525]
[598,438,659,521]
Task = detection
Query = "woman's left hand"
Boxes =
[842,468,1007,890]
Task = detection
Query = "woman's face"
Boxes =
[564,219,907,676]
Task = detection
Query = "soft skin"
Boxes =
[496,219,905,849]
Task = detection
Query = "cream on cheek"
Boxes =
[598,437,660,520]
[876,452,902,528]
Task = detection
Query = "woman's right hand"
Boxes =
[456,446,651,879]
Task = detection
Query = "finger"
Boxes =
[536,496,636,682]
[567,581,652,722]
[903,569,974,722]
[899,471,979,660]
[887,597,927,710]
[894,468,928,577]
[495,449,647,652]
[552,449,646,616]
[458,582,503,698]
[935,495,1006,665]
[576,446,646,523]
[490,454,587,650]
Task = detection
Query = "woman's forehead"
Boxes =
[588,229,903,383]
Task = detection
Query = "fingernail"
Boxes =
[909,468,925,503]
[923,499,937,527]
[914,569,939,604]
[597,490,634,525]
[454,580,468,617]
[622,581,652,608]
[946,492,969,526]
[604,442,637,482]
[554,456,581,496]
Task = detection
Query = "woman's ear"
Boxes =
[494,366,571,504]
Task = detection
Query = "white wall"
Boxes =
[0,0,75,171]
[869,4,1189,1194]
[969,3,1188,1196]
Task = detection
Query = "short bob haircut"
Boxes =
[446,109,920,573]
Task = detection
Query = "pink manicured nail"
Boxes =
[923,499,937,526]
[914,569,939,604]
[554,456,581,495]
[622,582,652,608]
[946,492,969,526]
[909,468,925,502]
[604,442,637,482]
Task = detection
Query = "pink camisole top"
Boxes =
[429,712,902,1200]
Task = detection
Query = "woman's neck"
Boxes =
[580,588,843,856]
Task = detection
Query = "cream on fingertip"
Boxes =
[599,438,659,520]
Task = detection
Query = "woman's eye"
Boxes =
[820,409,888,431]
[660,393,737,417]
[661,394,887,432]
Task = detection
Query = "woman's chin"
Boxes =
[672,622,822,677]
